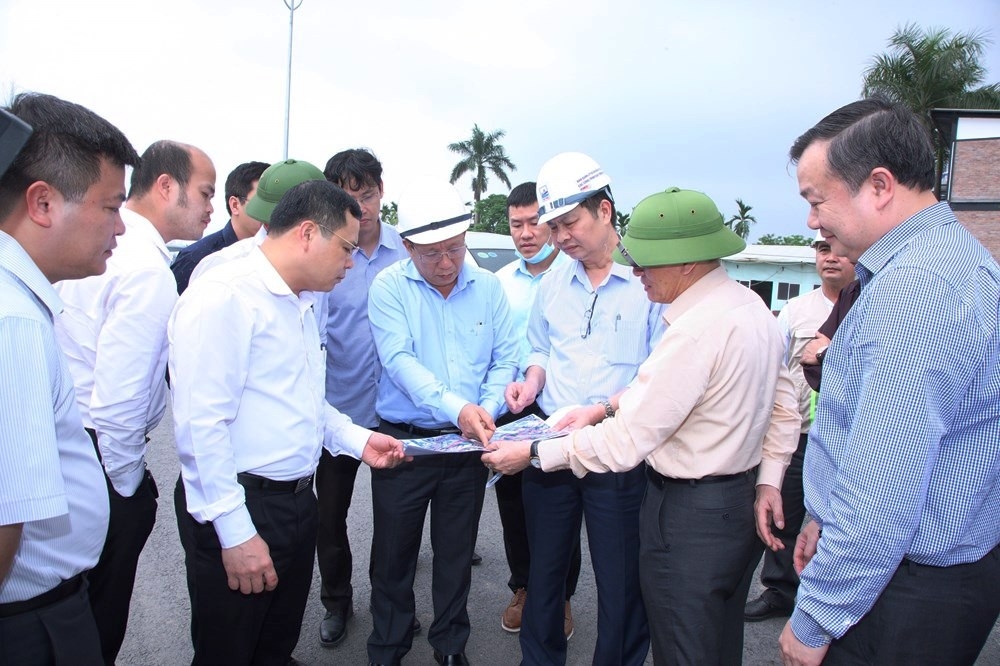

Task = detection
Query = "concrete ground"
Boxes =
[120,404,999,665]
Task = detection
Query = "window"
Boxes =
[777,282,800,300]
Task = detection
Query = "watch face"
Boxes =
[530,457,541,469]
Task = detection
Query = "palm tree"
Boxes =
[448,125,517,212]
[726,199,756,240]
[615,211,630,236]
[862,24,1000,193]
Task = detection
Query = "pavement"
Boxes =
[119,402,1000,665]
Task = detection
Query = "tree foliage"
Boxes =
[380,201,398,226]
[473,194,510,235]
[448,124,517,211]
[757,233,813,246]
[615,211,630,236]
[725,199,756,240]
[862,23,1000,191]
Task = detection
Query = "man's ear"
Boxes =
[24,181,57,228]
[229,195,242,215]
[869,167,895,212]
[155,173,174,202]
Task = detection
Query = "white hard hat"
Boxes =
[397,182,472,245]
[811,230,827,247]
[536,152,613,225]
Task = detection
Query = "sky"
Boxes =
[2,0,998,240]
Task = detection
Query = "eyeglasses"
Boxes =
[316,224,359,254]
[354,189,380,208]
[416,245,466,264]
[616,240,643,270]
[581,291,598,339]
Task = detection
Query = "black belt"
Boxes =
[645,464,755,488]
[382,420,461,438]
[236,472,314,494]
[0,573,85,618]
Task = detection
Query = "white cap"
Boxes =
[535,152,613,225]
[397,182,472,245]
[811,230,827,247]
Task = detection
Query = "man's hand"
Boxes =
[779,621,829,666]
[362,432,409,469]
[221,534,278,594]
[755,483,785,552]
[481,440,532,475]
[800,334,831,366]
[0,523,24,585]
[553,404,604,431]
[458,404,496,446]
[505,381,538,415]
[794,520,821,574]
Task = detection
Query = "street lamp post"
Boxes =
[283,0,303,160]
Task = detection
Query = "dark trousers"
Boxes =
[85,428,158,665]
[825,543,1000,665]
[175,476,318,666]
[757,432,807,604]
[315,450,362,616]
[639,467,762,666]
[0,577,103,665]
[494,401,581,596]
[521,465,649,666]
[367,423,486,665]
[494,471,582,596]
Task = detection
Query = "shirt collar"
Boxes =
[121,208,172,265]
[569,258,632,290]
[363,221,404,260]
[248,246,295,298]
[856,201,954,285]
[221,221,238,246]
[664,265,730,325]
[0,230,63,318]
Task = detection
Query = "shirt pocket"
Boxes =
[608,319,646,366]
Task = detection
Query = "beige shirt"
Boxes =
[539,266,798,489]
[776,287,833,433]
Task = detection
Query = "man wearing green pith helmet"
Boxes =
[483,187,798,665]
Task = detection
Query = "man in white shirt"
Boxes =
[54,139,216,665]
[169,179,407,665]
[0,92,138,665]
[744,233,854,623]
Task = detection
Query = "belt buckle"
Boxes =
[294,475,313,494]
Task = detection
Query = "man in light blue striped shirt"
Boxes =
[0,92,139,664]
[781,98,1000,665]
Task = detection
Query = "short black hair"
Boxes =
[790,97,935,193]
[324,148,383,192]
[506,181,537,212]
[128,140,193,200]
[0,92,139,220]
[579,186,616,223]
[268,180,362,237]
[224,161,269,215]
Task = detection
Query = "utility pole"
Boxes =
[282,0,303,160]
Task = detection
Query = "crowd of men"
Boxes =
[0,90,997,666]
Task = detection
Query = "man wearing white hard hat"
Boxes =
[484,186,798,665]
[502,152,663,665]
[744,231,854,624]
[366,182,518,666]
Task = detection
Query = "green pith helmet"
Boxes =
[613,187,746,267]
[244,159,325,224]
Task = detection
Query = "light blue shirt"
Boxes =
[0,231,109,602]
[792,202,1000,647]
[495,252,571,376]
[325,223,408,427]
[527,260,666,415]
[369,259,518,429]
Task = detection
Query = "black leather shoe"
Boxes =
[412,616,422,635]
[433,651,469,665]
[319,608,353,647]
[744,593,793,622]
[471,551,482,566]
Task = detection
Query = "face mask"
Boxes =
[517,242,555,265]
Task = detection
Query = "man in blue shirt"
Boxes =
[780,98,1000,665]
[315,148,408,648]
[170,161,268,294]
[366,182,518,666]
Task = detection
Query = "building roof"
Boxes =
[724,244,815,265]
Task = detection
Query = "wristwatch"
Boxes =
[815,345,829,363]
[598,399,615,420]
[529,439,542,468]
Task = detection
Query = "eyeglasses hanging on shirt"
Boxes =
[581,291,598,339]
